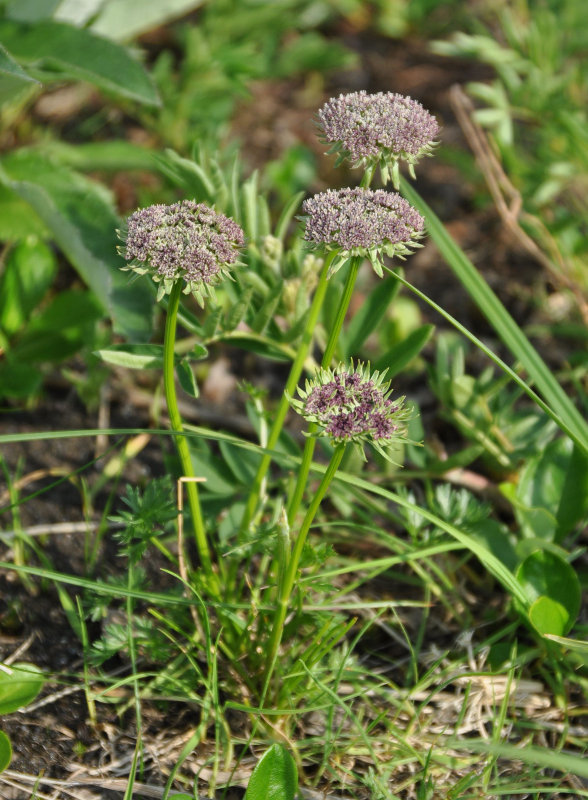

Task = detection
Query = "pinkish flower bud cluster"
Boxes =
[318,91,439,187]
[121,200,245,303]
[291,362,410,458]
[301,187,425,277]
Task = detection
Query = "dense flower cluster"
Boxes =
[121,200,245,302]
[291,362,410,458]
[318,91,439,187]
[301,187,425,277]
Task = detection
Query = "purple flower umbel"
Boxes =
[291,362,411,460]
[318,91,439,188]
[120,200,245,304]
[301,187,425,277]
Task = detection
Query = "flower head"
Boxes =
[301,187,425,277]
[318,91,439,187]
[291,362,411,461]
[120,200,245,303]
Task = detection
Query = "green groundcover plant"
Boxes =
[1,81,587,799]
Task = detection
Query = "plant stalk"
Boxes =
[263,443,346,697]
[164,282,215,586]
[287,255,361,524]
[238,252,335,537]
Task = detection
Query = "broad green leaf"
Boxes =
[516,549,581,635]
[344,274,401,356]
[90,0,205,43]
[96,344,164,369]
[400,178,588,457]
[0,20,159,106]
[0,151,153,341]
[3,0,61,21]
[177,358,199,398]
[556,443,588,542]
[0,238,56,337]
[0,662,44,714]
[514,437,572,541]
[40,140,160,173]
[375,324,434,378]
[0,730,11,773]
[244,744,298,800]
[0,361,42,398]
[0,41,37,82]
[0,184,48,238]
[8,290,102,363]
[54,0,105,27]
[528,595,569,637]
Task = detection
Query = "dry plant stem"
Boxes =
[263,443,346,697]
[164,282,216,589]
[238,252,336,538]
[287,255,362,525]
[450,84,588,325]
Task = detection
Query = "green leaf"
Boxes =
[344,274,400,356]
[96,344,164,370]
[400,178,588,457]
[516,549,581,635]
[4,0,61,21]
[0,41,38,83]
[219,439,261,486]
[214,332,292,362]
[528,596,569,637]
[0,238,56,337]
[177,358,199,398]
[556,443,588,542]
[0,184,48,238]
[251,281,283,334]
[0,662,44,714]
[374,324,434,378]
[0,361,42,398]
[0,20,159,106]
[90,0,205,43]
[514,437,572,541]
[0,151,153,341]
[244,744,298,800]
[543,633,588,654]
[0,730,11,773]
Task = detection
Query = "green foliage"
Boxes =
[0,662,45,773]
[110,478,177,563]
[432,0,588,293]
[244,744,298,800]
[144,0,355,151]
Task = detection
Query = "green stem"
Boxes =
[287,256,361,525]
[263,443,346,697]
[164,282,215,585]
[239,252,335,537]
